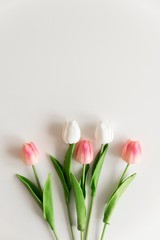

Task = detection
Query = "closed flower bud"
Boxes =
[122,140,141,164]
[75,140,93,164]
[62,120,81,144]
[22,142,39,166]
[95,121,114,144]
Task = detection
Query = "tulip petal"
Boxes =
[62,120,81,144]
[75,140,94,165]
[22,142,39,165]
[95,121,114,144]
[122,140,141,164]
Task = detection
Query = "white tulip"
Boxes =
[62,120,81,144]
[95,121,114,144]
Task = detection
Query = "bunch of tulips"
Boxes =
[16,120,141,240]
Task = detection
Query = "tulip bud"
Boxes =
[95,121,114,144]
[75,140,93,164]
[22,142,39,166]
[122,140,141,164]
[62,120,81,144]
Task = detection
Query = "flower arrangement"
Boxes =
[16,120,141,240]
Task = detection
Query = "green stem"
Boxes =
[82,164,86,186]
[85,144,104,240]
[52,228,59,240]
[32,165,43,194]
[85,196,94,240]
[67,203,75,240]
[100,223,107,240]
[118,163,130,187]
[80,231,83,240]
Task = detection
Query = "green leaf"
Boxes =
[71,173,86,231]
[16,174,43,209]
[80,164,90,198]
[91,149,101,175]
[43,174,55,230]
[63,144,75,189]
[90,144,109,197]
[50,155,70,204]
[103,174,136,224]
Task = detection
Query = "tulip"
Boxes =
[62,120,81,240]
[118,140,141,187]
[22,142,39,166]
[22,142,42,194]
[62,120,81,144]
[99,141,141,240]
[75,140,94,164]
[85,122,113,240]
[95,121,114,144]
[122,140,141,164]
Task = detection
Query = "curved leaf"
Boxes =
[16,174,43,209]
[64,144,75,189]
[43,174,54,230]
[103,174,136,224]
[90,144,108,197]
[71,173,86,231]
[80,164,90,198]
[50,155,70,204]
[91,149,101,175]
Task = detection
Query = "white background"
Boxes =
[0,0,160,239]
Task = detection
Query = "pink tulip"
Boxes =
[75,140,94,164]
[122,140,141,164]
[22,142,39,165]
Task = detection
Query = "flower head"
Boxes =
[22,142,39,165]
[62,120,81,144]
[95,120,114,144]
[75,140,93,164]
[122,140,141,164]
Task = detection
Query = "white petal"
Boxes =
[95,120,114,144]
[62,120,81,144]
[62,122,69,143]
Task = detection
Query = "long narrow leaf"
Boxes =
[103,174,136,224]
[50,155,70,204]
[71,173,86,231]
[16,174,43,209]
[63,144,75,189]
[91,149,101,175]
[90,144,108,197]
[43,174,55,230]
[80,164,90,198]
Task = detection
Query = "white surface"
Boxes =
[0,0,160,239]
